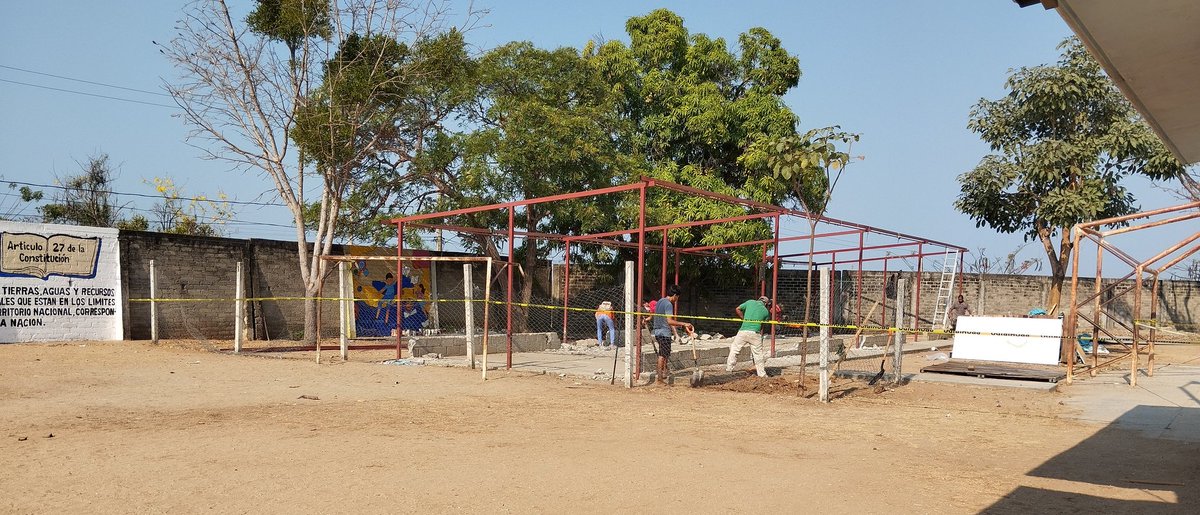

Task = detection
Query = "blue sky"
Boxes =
[0,1,1190,274]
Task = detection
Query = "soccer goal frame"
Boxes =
[319,254,497,377]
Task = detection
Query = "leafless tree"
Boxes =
[1179,171,1200,202]
[160,0,474,342]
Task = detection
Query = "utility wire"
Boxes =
[5,180,287,207]
[0,63,171,97]
[119,204,297,230]
[0,78,178,109]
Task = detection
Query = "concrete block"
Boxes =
[409,332,561,357]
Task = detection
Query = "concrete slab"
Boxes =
[909,372,1060,391]
[409,338,1200,443]
[1059,364,1200,442]
[416,334,952,385]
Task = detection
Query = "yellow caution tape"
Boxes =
[125,296,1197,343]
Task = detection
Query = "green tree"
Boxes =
[117,215,150,232]
[439,41,632,330]
[957,38,1185,311]
[1,182,43,222]
[585,9,804,264]
[742,126,859,385]
[245,0,332,59]
[38,154,128,228]
[296,29,477,245]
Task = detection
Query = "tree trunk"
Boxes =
[1036,223,1072,316]
[518,259,534,333]
[516,211,543,333]
[302,289,319,343]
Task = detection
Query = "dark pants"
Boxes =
[654,335,673,358]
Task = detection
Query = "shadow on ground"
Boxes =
[983,405,1200,513]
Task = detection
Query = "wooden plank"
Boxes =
[921,360,1066,382]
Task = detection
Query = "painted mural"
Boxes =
[0,221,123,342]
[346,245,432,337]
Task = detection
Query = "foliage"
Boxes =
[116,215,150,232]
[321,8,822,268]
[246,0,332,56]
[147,178,233,237]
[37,154,135,228]
[164,0,470,342]
[742,126,859,216]
[583,9,805,262]
[956,37,1185,307]
[297,29,477,245]
[1,182,43,222]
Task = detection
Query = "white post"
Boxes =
[150,259,158,345]
[624,261,635,388]
[430,260,440,334]
[482,258,493,380]
[339,261,348,360]
[464,263,476,369]
[819,266,831,403]
[894,278,906,386]
[235,261,244,353]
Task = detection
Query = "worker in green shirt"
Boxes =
[725,295,773,377]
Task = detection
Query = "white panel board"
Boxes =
[951,316,1062,365]
[0,221,123,343]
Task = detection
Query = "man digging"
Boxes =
[725,295,773,378]
[651,285,694,386]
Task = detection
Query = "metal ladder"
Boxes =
[931,249,960,330]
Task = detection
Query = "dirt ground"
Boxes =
[3,341,1198,513]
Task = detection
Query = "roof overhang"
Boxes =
[1020,0,1200,164]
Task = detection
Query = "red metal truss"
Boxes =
[387,177,966,372]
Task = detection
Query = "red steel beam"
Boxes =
[562,211,778,243]
[646,178,787,214]
[786,209,969,252]
[389,182,648,225]
[777,240,919,259]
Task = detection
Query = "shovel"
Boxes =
[685,333,704,387]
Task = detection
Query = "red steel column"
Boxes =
[673,251,680,288]
[856,232,864,328]
[759,244,769,297]
[915,243,924,332]
[770,214,781,356]
[562,241,571,345]
[635,185,647,377]
[660,229,668,298]
[506,208,514,369]
[396,222,405,359]
[830,252,837,332]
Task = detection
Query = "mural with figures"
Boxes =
[346,245,432,337]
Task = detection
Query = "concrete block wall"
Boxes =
[246,238,340,340]
[408,332,560,357]
[120,231,247,339]
[0,221,124,343]
[120,232,342,341]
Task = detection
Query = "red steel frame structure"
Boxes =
[389,178,966,373]
[1064,200,1200,385]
